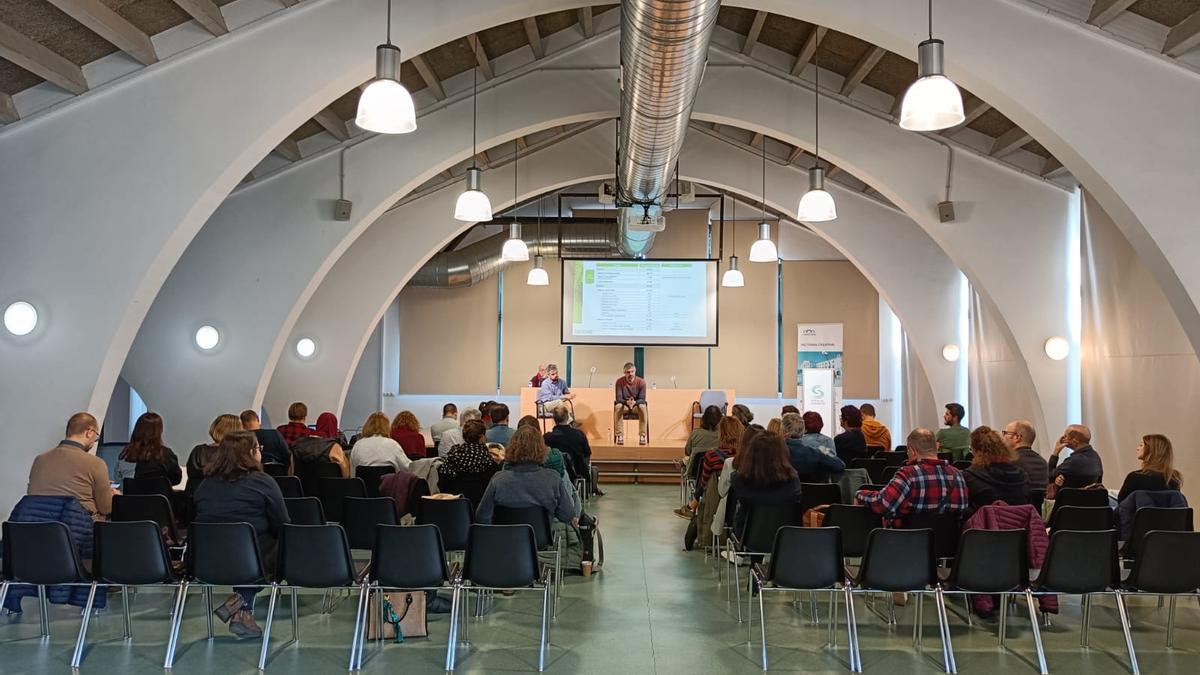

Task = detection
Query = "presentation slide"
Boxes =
[561,259,718,346]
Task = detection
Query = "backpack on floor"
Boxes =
[564,511,604,574]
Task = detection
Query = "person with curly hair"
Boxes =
[962,425,1030,516]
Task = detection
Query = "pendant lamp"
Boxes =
[501,139,529,261]
[527,255,550,286]
[899,0,965,132]
[797,49,837,222]
[749,140,779,262]
[454,67,492,222]
[722,197,745,288]
[355,0,417,134]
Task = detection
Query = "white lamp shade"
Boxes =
[1044,336,1070,361]
[797,188,837,222]
[899,75,965,132]
[454,189,493,222]
[942,343,961,362]
[355,79,417,134]
[296,337,317,358]
[501,236,529,262]
[748,237,778,263]
[195,325,220,351]
[4,301,37,336]
[721,267,745,287]
[527,266,549,286]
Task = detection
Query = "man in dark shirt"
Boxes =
[241,409,290,467]
[1049,424,1104,487]
[544,407,602,495]
[612,362,648,445]
[1004,419,1048,487]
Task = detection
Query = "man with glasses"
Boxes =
[1002,419,1048,488]
[26,412,116,520]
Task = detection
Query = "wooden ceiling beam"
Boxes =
[0,20,88,94]
[0,92,17,124]
[409,53,445,100]
[523,17,544,59]
[476,149,491,168]
[990,126,1033,157]
[274,138,301,162]
[826,165,843,179]
[1041,156,1064,177]
[786,145,805,164]
[468,34,493,80]
[578,7,594,38]
[313,107,350,141]
[790,26,826,76]
[1164,9,1200,56]
[515,136,528,150]
[749,132,764,148]
[1086,0,1138,27]
[279,0,299,6]
[743,11,768,56]
[840,46,885,96]
[171,0,228,36]
[941,98,991,136]
[47,0,157,66]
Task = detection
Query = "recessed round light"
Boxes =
[1044,336,1069,361]
[195,325,220,351]
[296,337,317,358]
[942,343,961,362]
[3,301,38,336]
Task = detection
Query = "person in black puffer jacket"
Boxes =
[962,425,1031,517]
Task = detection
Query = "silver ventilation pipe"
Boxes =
[410,221,622,288]
[616,0,721,257]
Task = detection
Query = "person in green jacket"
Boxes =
[935,403,971,461]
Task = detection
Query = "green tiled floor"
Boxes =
[2,484,1198,673]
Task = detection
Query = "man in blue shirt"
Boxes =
[485,403,516,445]
[536,363,575,422]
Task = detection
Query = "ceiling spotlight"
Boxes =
[527,255,549,286]
[3,301,38,336]
[750,142,778,262]
[942,343,961,362]
[354,1,416,134]
[1044,336,1069,361]
[195,325,220,351]
[296,337,317,358]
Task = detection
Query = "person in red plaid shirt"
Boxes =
[277,401,318,445]
[856,427,968,526]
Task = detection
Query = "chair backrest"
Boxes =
[1125,531,1200,594]
[1039,529,1117,594]
[948,529,1027,593]
[1125,507,1193,558]
[355,465,395,498]
[797,483,843,513]
[94,520,173,585]
[317,477,366,524]
[901,511,962,562]
[741,502,800,554]
[952,460,972,471]
[416,497,473,551]
[439,471,496,510]
[342,497,398,550]
[865,445,886,457]
[111,493,178,542]
[859,528,935,592]
[273,475,304,498]
[1052,487,1109,514]
[850,458,888,483]
[767,526,844,589]
[295,461,343,499]
[279,524,356,587]
[262,463,288,477]
[936,452,952,462]
[186,522,265,585]
[1049,505,1114,533]
[371,524,449,589]
[1,521,87,584]
[698,390,727,412]
[878,452,908,467]
[823,504,882,558]
[122,476,173,498]
[880,466,900,484]
[493,505,554,551]
[1029,488,1046,516]
[284,497,326,526]
[858,484,886,492]
[463,524,540,588]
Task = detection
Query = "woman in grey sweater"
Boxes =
[476,426,578,526]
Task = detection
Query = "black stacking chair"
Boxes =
[943,529,1046,673]
[284,497,326,526]
[447,524,551,671]
[858,484,886,492]
[262,463,289,477]
[798,482,843,514]
[851,458,888,483]
[440,470,497,510]
[260,524,363,670]
[879,452,908,467]
[937,452,953,462]
[1122,507,1193,559]
[273,475,304,499]
[849,528,956,673]
[167,522,273,667]
[355,465,395,498]
[952,460,972,471]
[81,521,179,667]
[494,505,562,616]
[0,521,91,640]
[342,497,398,551]
[880,466,900,483]
[1123,530,1200,648]
[902,512,962,565]
[866,445,886,457]
[122,476,173,499]
[111,493,182,547]
[728,502,800,622]
[352,524,454,669]
[1049,506,1114,533]
[1032,529,1135,673]
[1046,487,1108,524]
[824,504,883,559]
[751,527,861,671]
[296,462,343,500]
[318,477,366,524]
[1029,488,1046,517]
[417,497,473,554]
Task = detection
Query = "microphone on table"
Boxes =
[670,375,677,389]
[588,366,596,387]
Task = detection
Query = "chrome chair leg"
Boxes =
[291,587,299,642]
[934,588,957,674]
[998,593,1008,648]
[757,584,768,670]
[70,582,99,667]
[1025,590,1049,675]
[733,545,743,623]
[348,582,368,671]
[257,584,280,671]
[1167,596,1178,648]
[122,585,133,639]
[0,581,8,616]
[163,581,189,669]
[204,586,214,639]
[538,583,550,672]
[1081,594,1092,647]
[913,592,923,648]
[444,586,461,672]
[37,585,49,637]
[829,589,838,647]
[1114,591,1140,675]
[844,586,862,673]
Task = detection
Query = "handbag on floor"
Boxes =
[366,591,428,642]
[802,504,831,527]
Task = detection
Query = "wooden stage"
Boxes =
[519,386,736,484]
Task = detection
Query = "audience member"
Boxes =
[782,412,845,482]
[962,425,1030,516]
[437,408,482,456]
[26,412,113,521]
[1002,419,1047,488]
[684,405,722,465]
[240,409,290,467]
[530,363,548,389]
[390,410,427,460]
[517,415,567,476]
[441,419,499,480]
[476,426,578,525]
[291,413,350,489]
[276,402,317,445]
[859,403,891,451]
[429,404,459,446]
[731,404,754,428]
[766,418,782,435]
[116,412,182,486]
[936,403,970,460]
[1049,424,1104,488]
[315,411,349,450]
[192,431,289,638]
[485,403,516,445]
[727,432,802,539]
[834,405,868,462]
[781,405,800,416]
[613,362,648,445]
[544,406,598,493]
[479,401,496,429]
[856,428,967,526]
[1117,434,1182,502]
[675,417,745,519]
[186,413,243,496]
[350,412,410,473]
[536,364,575,420]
